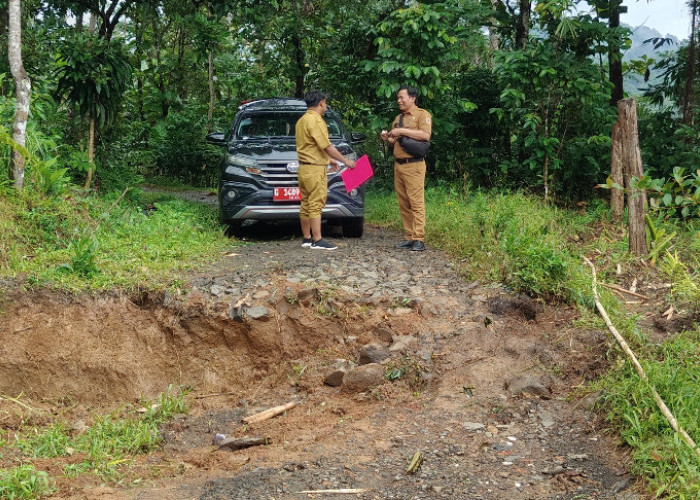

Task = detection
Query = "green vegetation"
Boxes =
[0,190,233,292]
[0,386,189,497]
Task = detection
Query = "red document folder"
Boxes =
[341,154,374,192]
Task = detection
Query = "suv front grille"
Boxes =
[256,162,298,187]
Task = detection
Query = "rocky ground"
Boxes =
[0,194,650,500]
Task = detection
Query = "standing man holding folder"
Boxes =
[380,86,432,252]
[295,90,356,250]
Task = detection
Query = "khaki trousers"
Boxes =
[298,164,327,219]
[394,160,426,241]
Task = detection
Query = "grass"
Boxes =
[0,188,234,292]
[366,186,604,302]
[0,386,189,498]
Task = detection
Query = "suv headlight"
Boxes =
[227,153,258,169]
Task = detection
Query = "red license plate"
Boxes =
[273,187,301,201]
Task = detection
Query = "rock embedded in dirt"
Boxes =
[504,373,555,397]
[358,343,390,365]
[323,359,356,387]
[246,306,271,321]
[488,294,537,321]
[298,288,321,306]
[341,363,385,393]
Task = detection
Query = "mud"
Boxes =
[0,211,648,499]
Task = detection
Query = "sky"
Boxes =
[621,0,692,39]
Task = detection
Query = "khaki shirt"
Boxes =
[295,110,331,166]
[391,107,432,159]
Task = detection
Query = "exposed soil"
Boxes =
[0,193,654,500]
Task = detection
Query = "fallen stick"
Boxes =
[297,489,370,494]
[600,282,649,300]
[216,436,269,451]
[243,401,296,424]
[584,257,700,459]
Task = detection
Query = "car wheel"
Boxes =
[224,221,243,238]
[342,217,364,238]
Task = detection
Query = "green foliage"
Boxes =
[54,32,132,129]
[3,386,190,490]
[597,328,700,499]
[635,168,700,220]
[0,465,54,500]
[366,186,585,301]
[1,190,232,292]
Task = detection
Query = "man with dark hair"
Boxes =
[380,86,432,252]
[295,90,356,250]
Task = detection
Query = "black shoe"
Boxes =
[411,241,426,252]
[311,239,338,250]
[301,238,313,248]
[395,240,414,249]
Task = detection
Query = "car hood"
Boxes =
[228,140,354,161]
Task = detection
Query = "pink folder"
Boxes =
[341,154,374,192]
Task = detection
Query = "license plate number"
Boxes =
[273,187,301,201]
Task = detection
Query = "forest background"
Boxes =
[1,0,700,498]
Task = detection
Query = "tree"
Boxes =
[54,32,131,188]
[8,0,31,191]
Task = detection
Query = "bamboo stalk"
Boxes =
[584,257,700,459]
[242,401,296,424]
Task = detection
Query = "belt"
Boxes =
[395,157,423,164]
[299,162,325,166]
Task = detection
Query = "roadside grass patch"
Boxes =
[0,386,189,497]
[0,190,233,292]
[596,327,700,499]
[366,187,600,301]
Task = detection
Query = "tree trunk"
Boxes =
[617,98,647,256]
[610,121,624,221]
[681,0,697,126]
[488,0,500,64]
[207,49,215,131]
[515,0,531,49]
[292,33,304,98]
[608,0,624,105]
[85,116,96,189]
[8,0,31,191]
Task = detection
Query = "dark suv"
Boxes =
[207,98,367,237]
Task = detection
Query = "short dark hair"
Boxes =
[398,85,418,99]
[304,90,326,107]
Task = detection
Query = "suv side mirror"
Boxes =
[350,132,367,144]
[206,132,227,146]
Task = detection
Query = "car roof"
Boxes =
[238,97,337,113]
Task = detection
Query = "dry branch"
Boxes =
[217,437,268,451]
[599,282,649,300]
[584,257,700,459]
[242,401,296,424]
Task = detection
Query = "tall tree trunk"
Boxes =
[617,99,647,256]
[608,0,624,105]
[682,0,697,126]
[610,121,624,221]
[488,0,500,65]
[515,0,531,49]
[85,116,95,189]
[8,0,31,191]
[208,49,215,131]
[292,33,304,98]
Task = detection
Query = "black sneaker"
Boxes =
[411,241,426,252]
[395,240,414,249]
[302,238,313,248]
[311,239,338,250]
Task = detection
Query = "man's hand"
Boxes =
[345,158,356,169]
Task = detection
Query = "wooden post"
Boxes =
[609,121,624,221]
[617,98,647,256]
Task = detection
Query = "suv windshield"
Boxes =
[235,111,343,139]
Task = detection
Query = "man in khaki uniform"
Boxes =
[295,90,356,250]
[380,86,432,252]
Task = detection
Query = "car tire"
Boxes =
[224,221,243,238]
[342,217,364,238]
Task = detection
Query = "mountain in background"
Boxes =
[623,24,681,95]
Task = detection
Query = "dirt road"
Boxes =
[0,207,645,499]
